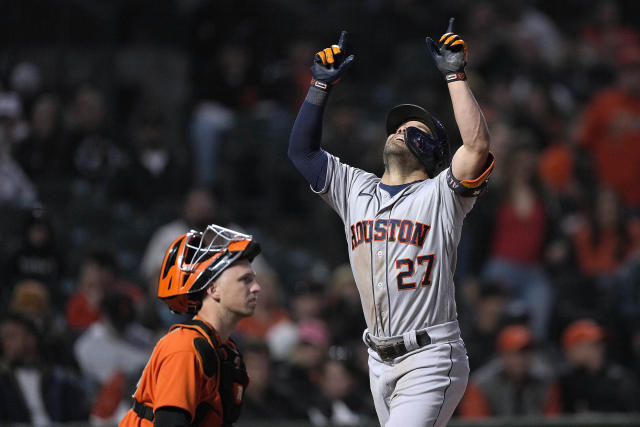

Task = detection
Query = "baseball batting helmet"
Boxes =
[157,224,261,314]
[385,104,450,177]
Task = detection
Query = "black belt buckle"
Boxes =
[377,342,407,362]
[369,331,431,362]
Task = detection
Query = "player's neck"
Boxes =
[381,168,429,185]
[197,305,239,342]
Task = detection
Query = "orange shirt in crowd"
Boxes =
[538,143,574,192]
[572,219,640,276]
[235,308,289,339]
[459,381,562,418]
[579,89,640,207]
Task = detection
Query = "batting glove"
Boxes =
[425,18,468,83]
[310,30,355,91]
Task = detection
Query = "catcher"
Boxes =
[119,224,261,427]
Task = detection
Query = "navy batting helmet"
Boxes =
[385,104,450,178]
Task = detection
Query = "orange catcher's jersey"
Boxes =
[119,317,224,427]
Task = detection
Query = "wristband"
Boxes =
[445,72,466,83]
[310,78,330,91]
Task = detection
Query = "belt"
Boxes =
[132,399,154,421]
[367,330,431,362]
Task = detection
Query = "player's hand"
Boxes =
[310,30,355,88]
[425,18,468,82]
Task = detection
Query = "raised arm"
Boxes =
[426,18,491,182]
[288,31,355,191]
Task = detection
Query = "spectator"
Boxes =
[0,312,89,425]
[265,320,300,363]
[9,61,42,115]
[241,340,298,420]
[577,44,640,209]
[482,141,553,340]
[6,208,64,307]
[109,104,190,206]
[189,42,260,187]
[503,0,565,68]
[10,279,67,339]
[10,280,52,327]
[9,279,75,368]
[73,292,153,423]
[323,264,367,347]
[459,324,561,418]
[571,187,640,281]
[12,94,67,188]
[62,85,127,198]
[308,357,374,426]
[0,91,38,208]
[273,318,331,418]
[557,319,639,413]
[461,281,510,372]
[290,279,326,323]
[615,261,640,375]
[579,0,640,62]
[66,249,142,331]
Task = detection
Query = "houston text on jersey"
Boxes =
[350,219,431,250]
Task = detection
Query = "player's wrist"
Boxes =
[445,71,466,83]
[306,80,331,106]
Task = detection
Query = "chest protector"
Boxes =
[171,319,249,426]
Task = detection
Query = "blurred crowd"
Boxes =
[1,0,640,425]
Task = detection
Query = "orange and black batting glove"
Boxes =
[425,17,468,83]
[310,30,355,91]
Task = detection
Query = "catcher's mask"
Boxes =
[386,104,450,178]
[157,224,261,314]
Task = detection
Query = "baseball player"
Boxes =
[288,18,494,426]
[119,224,261,427]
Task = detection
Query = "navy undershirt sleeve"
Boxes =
[287,86,329,192]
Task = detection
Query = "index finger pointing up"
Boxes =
[447,17,455,33]
[338,30,348,50]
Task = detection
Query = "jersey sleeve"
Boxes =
[152,350,205,420]
[438,153,495,225]
[314,152,373,222]
[446,152,495,198]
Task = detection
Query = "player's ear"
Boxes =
[207,283,221,302]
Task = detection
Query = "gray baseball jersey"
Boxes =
[316,152,476,338]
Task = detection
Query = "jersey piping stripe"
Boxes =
[372,189,381,336]
[385,209,392,336]
[432,342,454,427]
[370,228,378,336]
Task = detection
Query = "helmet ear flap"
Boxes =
[160,238,182,282]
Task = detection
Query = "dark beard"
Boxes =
[383,143,424,174]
